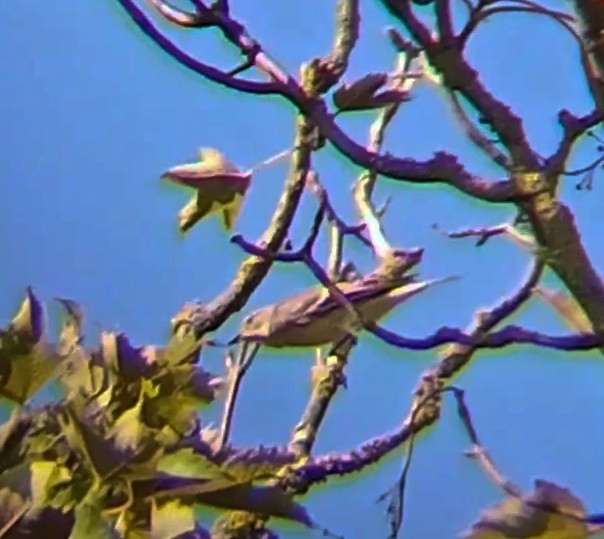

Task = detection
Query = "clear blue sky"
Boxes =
[1,1,603,537]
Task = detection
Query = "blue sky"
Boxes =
[1,1,603,537]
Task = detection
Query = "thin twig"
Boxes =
[447,91,511,170]
[218,341,260,450]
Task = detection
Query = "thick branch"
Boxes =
[379,0,541,168]
[514,175,604,338]
[573,0,604,112]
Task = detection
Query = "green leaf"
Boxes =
[133,474,314,528]
[110,391,147,453]
[144,395,198,441]
[0,409,32,474]
[161,333,204,367]
[142,365,221,436]
[221,454,284,483]
[30,460,71,507]
[107,387,163,480]
[40,462,85,512]
[55,299,106,401]
[59,346,109,402]
[0,463,75,538]
[152,499,195,539]
[96,481,132,515]
[69,500,119,539]
[0,290,62,404]
[159,365,221,404]
[58,401,127,482]
[157,448,222,480]
[100,332,151,383]
[114,498,151,539]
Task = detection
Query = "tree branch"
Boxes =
[380,0,541,168]
[116,0,516,203]
[293,260,544,491]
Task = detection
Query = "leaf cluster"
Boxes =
[0,290,312,538]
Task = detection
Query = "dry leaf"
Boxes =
[462,479,589,539]
[161,147,252,233]
[333,73,409,112]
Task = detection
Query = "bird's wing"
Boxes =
[295,280,389,323]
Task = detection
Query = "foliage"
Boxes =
[0,292,313,538]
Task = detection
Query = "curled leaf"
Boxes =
[462,479,588,539]
[0,290,61,404]
[59,346,108,402]
[55,301,108,400]
[100,332,152,382]
[333,73,409,112]
[10,287,44,344]
[161,147,252,233]
[55,298,85,353]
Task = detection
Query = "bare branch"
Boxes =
[146,0,211,27]
[572,0,604,114]
[116,0,516,203]
[353,47,421,258]
[546,109,603,173]
[116,0,281,94]
[288,336,356,457]
[218,342,260,450]
[434,0,455,41]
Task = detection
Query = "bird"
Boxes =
[237,272,458,349]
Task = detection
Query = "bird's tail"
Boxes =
[389,274,461,304]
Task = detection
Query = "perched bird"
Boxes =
[161,147,252,233]
[237,271,458,348]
